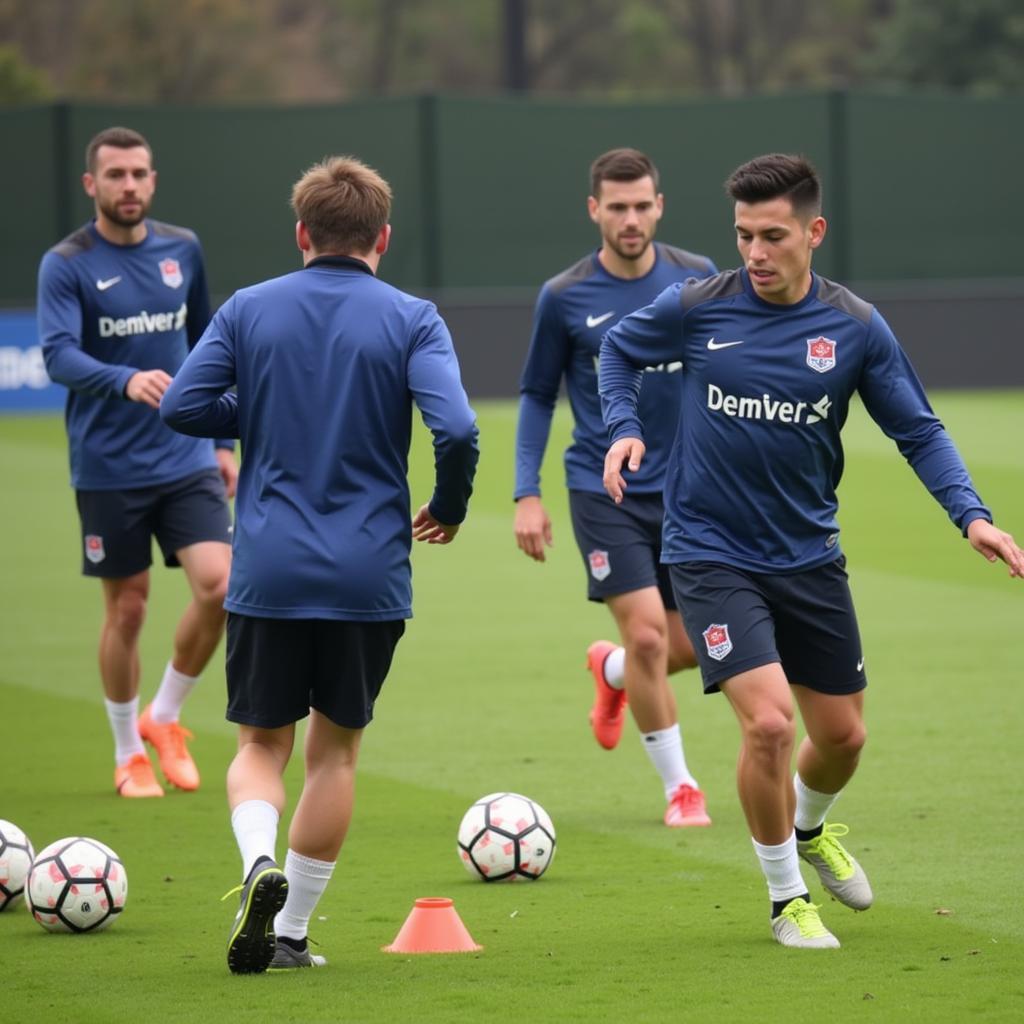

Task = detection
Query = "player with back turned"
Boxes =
[600,153,1023,949]
[37,126,236,799]
[514,149,717,828]
[162,156,479,974]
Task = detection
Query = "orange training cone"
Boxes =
[382,897,483,954]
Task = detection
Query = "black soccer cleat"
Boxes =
[226,857,289,975]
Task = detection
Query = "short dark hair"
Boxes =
[291,156,392,255]
[590,148,660,197]
[85,127,152,173]
[725,153,821,218]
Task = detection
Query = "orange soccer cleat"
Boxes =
[138,704,200,791]
[586,640,627,750]
[114,753,164,798]
[664,783,712,828]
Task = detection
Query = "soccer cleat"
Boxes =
[770,898,840,949]
[797,823,873,911]
[225,859,289,975]
[268,940,327,970]
[138,703,200,791]
[586,640,627,750]
[114,753,164,798]
[663,783,712,827]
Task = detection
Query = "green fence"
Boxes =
[1,91,1020,306]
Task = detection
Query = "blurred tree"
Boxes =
[862,0,1024,94]
[0,44,52,103]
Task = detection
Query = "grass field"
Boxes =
[1,395,1022,1023]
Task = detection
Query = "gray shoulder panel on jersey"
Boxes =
[149,219,198,244]
[815,276,874,325]
[657,243,715,275]
[546,254,596,295]
[51,227,95,260]
[678,268,743,313]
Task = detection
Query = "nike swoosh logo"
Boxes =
[586,312,615,328]
[856,658,865,672]
[96,276,122,291]
[707,338,744,350]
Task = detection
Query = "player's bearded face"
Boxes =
[590,177,664,262]
[85,145,156,229]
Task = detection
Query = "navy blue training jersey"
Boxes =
[515,243,717,499]
[600,269,991,572]
[38,220,222,490]
[160,255,479,622]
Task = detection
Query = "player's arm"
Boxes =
[37,253,142,400]
[160,298,240,438]
[514,285,570,561]
[858,311,1023,578]
[407,310,479,543]
[599,283,685,502]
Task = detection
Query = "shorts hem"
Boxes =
[226,708,311,729]
[702,653,780,694]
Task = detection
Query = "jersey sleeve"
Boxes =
[160,296,240,438]
[514,284,570,499]
[407,308,479,526]
[858,309,991,534]
[599,282,685,443]
[37,252,136,398]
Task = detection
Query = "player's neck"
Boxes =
[94,214,148,247]
[597,245,655,281]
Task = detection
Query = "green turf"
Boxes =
[1,395,1022,1023]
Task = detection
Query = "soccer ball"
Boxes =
[457,792,556,882]
[26,836,128,933]
[0,819,34,911]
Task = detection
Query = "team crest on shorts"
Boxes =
[159,258,183,288]
[806,336,837,373]
[702,623,733,661]
[85,535,105,564]
[588,549,611,581]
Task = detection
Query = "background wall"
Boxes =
[2,91,1022,402]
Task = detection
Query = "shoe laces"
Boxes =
[220,883,244,902]
[670,784,703,809]
[160,721,194,758]
[125,753,154,779]
[805,823,854,875]
[782,898,829,937]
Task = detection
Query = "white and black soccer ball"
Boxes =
[0,819,35,911]
[27,836,128,933]
[457,792,556,882]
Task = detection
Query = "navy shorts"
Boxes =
[76,469,231,578]
[225,613,406,729]
[669,558,866,696]
[568,490,676,607]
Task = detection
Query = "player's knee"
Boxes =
[109,590,146,636]
[194,570,229,613]
[746,709,795,760]
[833,720,867,761]
[624,622,667,666]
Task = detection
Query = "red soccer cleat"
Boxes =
[586,640,627,750]
[138,704,200,791]
[114,753,164,798]
[664,783,712,827]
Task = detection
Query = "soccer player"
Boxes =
[514,148,716,827]
[161,156,479,974]
[599,152,1024,948]
[37,126,236,799]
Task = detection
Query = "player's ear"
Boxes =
[295,220,311,253]
[587,195,599,223]
[375,223,391,256]
[82,172,95,198]
[808,215,827,250]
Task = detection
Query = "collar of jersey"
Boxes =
[739,268,819,312]
[305,254,375,275]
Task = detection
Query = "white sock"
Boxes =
[275,849,336,941]
[602,647,626,690]
[105,696,145,765]
[752,833,807,903]
[794,773,840,833]
[149,662,199,723]
[231,800,279,879]
[641,723,697,798]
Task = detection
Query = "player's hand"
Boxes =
[126,369,172,408]
[215,447,239,499]
[603,437,646,504]
[967,518,1024,578]
[514,496,553,562]
[412,504,459,544]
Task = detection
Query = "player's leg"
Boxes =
[605,590,710,826]
[223,613,306,974]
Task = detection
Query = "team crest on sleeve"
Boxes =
[159,258,183,289]
[806,337,837,373]
[85,535,105,564]
[702,623,732,661]
[588,549,611,581]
